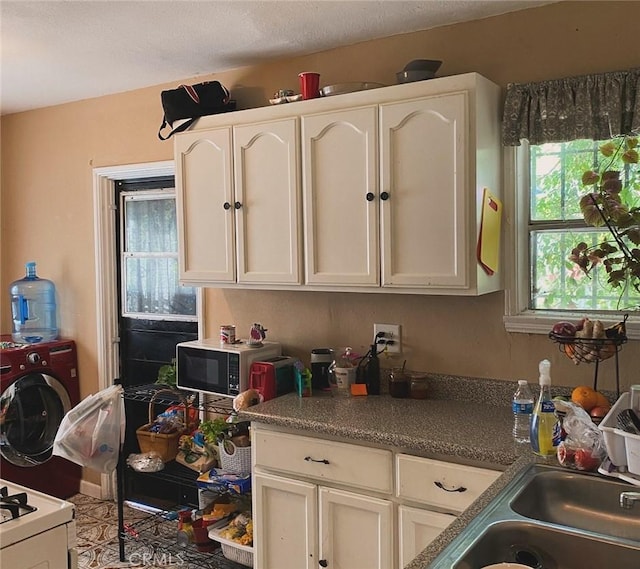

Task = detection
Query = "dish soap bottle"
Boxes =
[530,359,561,457]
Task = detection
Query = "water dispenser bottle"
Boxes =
[10,261,59,343]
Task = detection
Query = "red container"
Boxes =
[298,72,320,99]
[249,356,296,401]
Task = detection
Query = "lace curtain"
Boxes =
[502,68,640,146]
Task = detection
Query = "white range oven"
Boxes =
[0,479,77,569]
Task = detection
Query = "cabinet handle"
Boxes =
[434,481,467,493]
[304,456,330,465]
[380,191,390,201]
[223,202,231,210]
[366,192,374,202]
[234,201,242,209]
[319,560,328,567]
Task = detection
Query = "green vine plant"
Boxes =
[570,134,640,304]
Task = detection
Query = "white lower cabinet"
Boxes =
[398,505,455,568]
[319,486,393,569]
[254,471,317,569]
[254,471,392,569]
[395,453,501,567]
[252,424,501,569]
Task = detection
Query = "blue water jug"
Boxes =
[10,261,59,343]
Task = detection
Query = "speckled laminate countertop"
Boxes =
[238,375,542,567]
[239,390,519,467]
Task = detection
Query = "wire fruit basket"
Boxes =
[548,316,628,397]
[549,334,627,365]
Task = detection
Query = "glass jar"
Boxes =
[389,368,409,398]
[408,372,429,399]
[177,510,195,546]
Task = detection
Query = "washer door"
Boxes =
[0,373,71,466]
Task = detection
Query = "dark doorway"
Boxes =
[114,176,198,388]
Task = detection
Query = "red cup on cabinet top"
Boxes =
[298,72,320,99]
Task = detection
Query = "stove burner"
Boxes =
[0,486,37,523]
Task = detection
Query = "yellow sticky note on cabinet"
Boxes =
[477,188,502,275]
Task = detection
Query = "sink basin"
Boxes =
[453,520,640,569]
[429,463,640,569]
[511,469,640,541]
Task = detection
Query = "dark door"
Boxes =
[115,176,198,388]
[115,176,199,508]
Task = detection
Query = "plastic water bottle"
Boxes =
[512,379,534,444]
[10,261,59,343]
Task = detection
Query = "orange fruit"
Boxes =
[571,385,599,412]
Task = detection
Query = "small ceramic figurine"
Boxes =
[248,323,267,346]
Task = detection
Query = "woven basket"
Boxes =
[221,543,253,567]
[218,439,252,474]
[135,389,187,463]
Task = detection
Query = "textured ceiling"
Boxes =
[0,0,554,115]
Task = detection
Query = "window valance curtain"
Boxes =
[502,68,640,146]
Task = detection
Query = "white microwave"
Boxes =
[176,339,282,397]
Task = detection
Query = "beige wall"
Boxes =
[2,2,639,457]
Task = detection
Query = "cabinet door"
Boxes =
[380,93,467,288]
[398,505,455,567]
[302,106,379,285]
[175,128,235,283]
[254,471,318,569]
[319,486,393,569]
[234,119,302,284]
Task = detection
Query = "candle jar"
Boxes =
[389,368,409,398]
[409,372,429,399]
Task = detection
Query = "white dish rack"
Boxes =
[599,391,640,484]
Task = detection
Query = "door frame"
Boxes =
[92,160,204,498]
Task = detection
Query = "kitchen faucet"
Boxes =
[619,491,640,509]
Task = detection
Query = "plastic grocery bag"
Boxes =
[53,385,125,473]
[553,399,606,471]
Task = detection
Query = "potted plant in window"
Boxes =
[569,134,640,302]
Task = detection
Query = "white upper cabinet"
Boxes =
[233,119,302,284]
[302,106,379,285]
[176,119,301,285]
[380,93,467,288]
[176,127,235,283]
[174,73,502,295]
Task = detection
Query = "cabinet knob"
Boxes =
[380,191,390,201]
[319,560,328,567]
[223,202,231,210]
[234,201,242,209]
[434,481,467,493]
[366,192,374,202]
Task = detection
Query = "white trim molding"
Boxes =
[92,160,204,498]
[502,145,640,340]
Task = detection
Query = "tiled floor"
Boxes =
[70,494,246,569]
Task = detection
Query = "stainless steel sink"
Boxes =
[430,463,640,569]
[453,520,640,569]
[510,468,640,541]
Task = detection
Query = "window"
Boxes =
[120,187,197,321]
[501,68,640,338]
[529,138,640,312]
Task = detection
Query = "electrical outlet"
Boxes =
[373,323,402,354]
